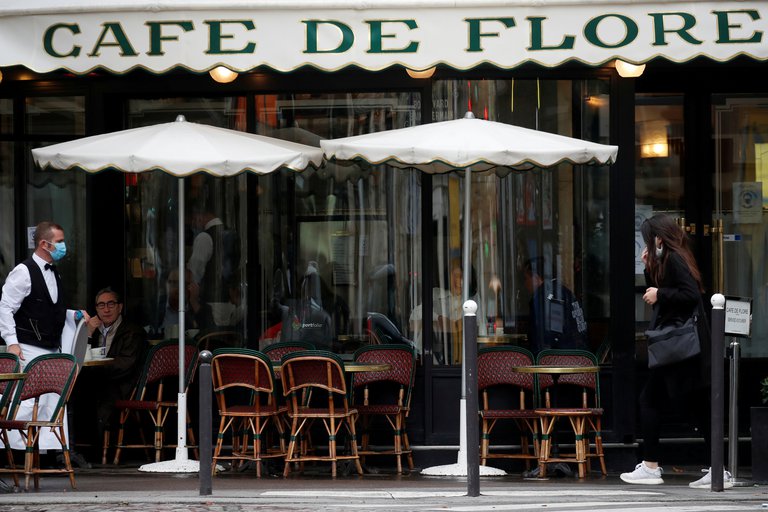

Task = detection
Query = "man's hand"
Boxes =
[7,343,23,360]
[86,315,103,337]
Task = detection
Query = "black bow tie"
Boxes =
[44,263,56,271]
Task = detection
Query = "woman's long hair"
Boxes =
[641,213,703,292]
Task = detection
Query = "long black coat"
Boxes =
[645,251,711,399]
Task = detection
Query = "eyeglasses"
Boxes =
[96,301,119,310]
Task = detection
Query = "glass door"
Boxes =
[713,95,768,357]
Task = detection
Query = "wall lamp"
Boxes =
[209,66,238,83]
[615,59,646,78]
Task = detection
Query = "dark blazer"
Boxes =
[88,318,147,394]
[645,251,711,397]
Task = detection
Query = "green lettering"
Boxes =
[304,20,354,53]
[204,20,256,54]
[648,12,702,46]
[584,14,638,48]
[713,10,762,44]
[366,20,418,53]
[527,16,574,51]
[465,18,515,52]
[43,23,81,58]
[146,21,193,56]
[88,23,138,57]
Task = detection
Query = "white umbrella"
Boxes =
[321,111,618,476]
[32,115,323,473]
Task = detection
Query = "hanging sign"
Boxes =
[724,296,752,337]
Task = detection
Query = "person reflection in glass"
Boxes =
[524,257,587,355]
[410,263,486,365]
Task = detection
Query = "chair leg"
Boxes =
[102,430,110,466]
[283,416,299,477]
[113,409,129,465]
[538,416,555,478]
[403,431,414,471]
[394,413,403,474]
[480,418,490,466]
[592,417,607,476]
[348,414,363,476]
[186,411,199,460]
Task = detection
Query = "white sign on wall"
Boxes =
[724,296,752,337]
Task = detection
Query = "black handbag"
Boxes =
[645,314,701,369]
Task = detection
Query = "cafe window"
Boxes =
[24,96,88,308]
[423,79,612,365]
[253,92,422,356]
[123,97,248,341]
[0,140,13,281]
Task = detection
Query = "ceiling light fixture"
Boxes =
[406,67,436,79]
[209,66,238,84]
[614,60,646,78]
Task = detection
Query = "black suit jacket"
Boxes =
[88,318,147,395]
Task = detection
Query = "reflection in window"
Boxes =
[0,98,12,134]
[0,141,13,280]
[124,98,248,341]
[25,141,87,307]
[424,79,612,365]
[26,97,85,135]
[254,92,422,357]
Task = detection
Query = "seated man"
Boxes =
[81,287,147,444]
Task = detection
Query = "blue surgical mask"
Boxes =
[47,241,67,261]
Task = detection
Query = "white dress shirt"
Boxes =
[187,217,223,283]
[0,253,58,346]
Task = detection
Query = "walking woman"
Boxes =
[620,213,730,488]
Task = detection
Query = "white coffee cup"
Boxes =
[90,346,107,359]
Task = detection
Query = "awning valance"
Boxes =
[0,0,765,74]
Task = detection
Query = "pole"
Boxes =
[710,294,725,492]
[176,176,189,461]
[464,300,480,497]
[199,350,213,496]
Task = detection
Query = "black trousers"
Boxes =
[639,367,710,463]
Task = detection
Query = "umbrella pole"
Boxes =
[139,177,198,473]
[421,167,504,478]
[176,176,188,460]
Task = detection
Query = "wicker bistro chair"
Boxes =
[0,353,21,418]
[279,350,363,477]
[0,353,78,491]
[197,330,243,352]
[110,340,200,465]
[351,344,415,474]
[534,349,606,478]
[210,348,286,476]
[262,341,315,377]
[477,346,540,469]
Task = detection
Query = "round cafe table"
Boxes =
[509,365,599,374]
[271,361,390,373]
[82,357,115,367]
[0,372,26,382]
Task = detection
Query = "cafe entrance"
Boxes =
[635,67,768,442]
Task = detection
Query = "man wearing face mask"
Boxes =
[0,221,88,365]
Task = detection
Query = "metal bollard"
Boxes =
[464,300,480,497]
[710,294,725,492]
[199,349,213,496]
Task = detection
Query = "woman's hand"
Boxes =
[643,287,658,305]
[641,246,649,266]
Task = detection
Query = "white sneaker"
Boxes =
[620,462,664,485]
[688,467,734,489]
